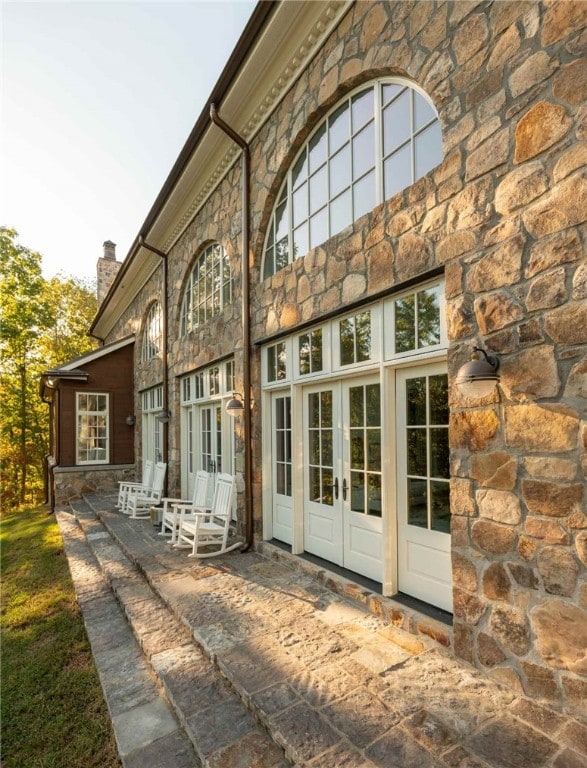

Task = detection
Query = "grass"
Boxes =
[1,506,121,768]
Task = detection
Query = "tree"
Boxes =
[40,274,97,366]
[0,228,54,505]
[0,228,98,506]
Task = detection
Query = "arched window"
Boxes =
[180,243,232,336]
[263,78,442,279]
[141,301,162,362]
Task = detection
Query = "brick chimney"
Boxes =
[96,240,121,305]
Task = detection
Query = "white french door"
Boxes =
[303,376,382,582]
[396,363,452,611]
[182,403,225,502]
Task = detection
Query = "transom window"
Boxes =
[299,329,323,376]
[340,310,372,366]
[181,360,234,404]
[392,284,442,356]
[141,302,162,362]
[180,243,232,335]
[76,393,109,464]
[267,342,287,382]
[263,78,442,278]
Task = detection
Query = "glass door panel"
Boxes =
[397,364,452,612]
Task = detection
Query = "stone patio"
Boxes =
[56,493,587,768]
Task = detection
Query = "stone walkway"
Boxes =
[56,494,587,768]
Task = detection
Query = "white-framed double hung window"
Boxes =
[263,78,442,279]
[180,243,232,335]
[141,301,163,362]
[76,393,109,464]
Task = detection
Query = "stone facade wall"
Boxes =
[243,0,586,715]
[100,1,586,715]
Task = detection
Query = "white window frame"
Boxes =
[262,78,442,279]
[332,304,381,372]
[262,338,293,387]
[141,301,163,362]
[76,392,109,465]
[383,280,447,362]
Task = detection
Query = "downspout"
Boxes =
[209,103,253,553]
[138,237,169,486]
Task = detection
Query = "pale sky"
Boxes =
[1,0,257,282]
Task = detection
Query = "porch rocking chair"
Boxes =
[125,462,167,519]
[158,469,210,544]
[175,472,242,558]
[117,460,154,513]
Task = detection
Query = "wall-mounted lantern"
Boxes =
[157,409,171,423]
[125,414,136,426]
[456,347,500,399]
[226,393,245,417]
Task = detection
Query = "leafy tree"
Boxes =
[41,274,97,366]
[0,228,97,506]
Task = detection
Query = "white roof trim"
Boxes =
[56,336,135,371]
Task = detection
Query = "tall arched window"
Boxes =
[263,78,442,279]
[180,243,232,335]
[141,301,162,362]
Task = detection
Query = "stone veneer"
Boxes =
[52,464,135,505]
[101,1,586,716]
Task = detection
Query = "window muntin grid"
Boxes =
[180,243,232,335]
[263,79,441,279]
[141,302,163,362]
[76,392,109,464]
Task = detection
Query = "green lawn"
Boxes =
[1,506,121,768]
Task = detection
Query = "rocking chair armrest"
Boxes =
[161,496,189,511]
[172,503,211,513]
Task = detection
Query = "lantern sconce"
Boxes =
[456,346,500,399]
[156,409,171,424]
[226,393,245,417]
[125,414,136,426]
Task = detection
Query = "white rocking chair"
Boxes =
[126,462,167,518]
[175,473,242,558]
[158,469,210,544]
[117,460,154,513]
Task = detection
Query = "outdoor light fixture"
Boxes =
[156,409,171,423]
[226,393,245,417]
[456,347,500,398]
[125,414,136,426]
[226,392,245,418]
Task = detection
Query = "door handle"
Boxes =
[333,477,339,500]
[342,478,348,501]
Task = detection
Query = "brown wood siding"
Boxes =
[57,344,134,466]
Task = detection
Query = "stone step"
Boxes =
[62,499,290,768]
[56,509,202,768]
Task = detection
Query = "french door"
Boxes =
[303,376,382,582]
[396,363,452,611]
[182,403,224,501]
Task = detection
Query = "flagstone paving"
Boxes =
[57,494,587,768]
